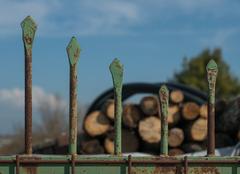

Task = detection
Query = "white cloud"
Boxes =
[0,86,67,110]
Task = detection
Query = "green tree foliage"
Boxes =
[173,48,240,99]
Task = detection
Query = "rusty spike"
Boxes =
[159,85,169,156]
[109,58,124,155]
[67,37,81,155]
[206,59,218,156]
[21,16,37,155]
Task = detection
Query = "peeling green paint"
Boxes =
[159,85,169,156]
[109,58,124,155]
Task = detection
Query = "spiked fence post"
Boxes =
[21,16,37,155]
[67,37,81,155]
[109,58,124,155]
[206,59,218,156]
[159,85,169,156]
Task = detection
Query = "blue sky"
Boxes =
[0,0,240,133]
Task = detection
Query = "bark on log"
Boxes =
[182,102,200,120]
[84,111,111,137]
[138,116,161,143]
[102,99,115,120]
[168,128,184,147]
[140,96,159,116]
[169,148,184,156]
[123,104,142,128]
[170,90,184,104]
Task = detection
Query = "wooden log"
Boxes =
[168,105,181,127]
[84,111,111,137]
[182,102,200,120]
[140,96,158,116]
[182,143,204,153]
[188,118,207,141]
[138,116,161,143]
[102,99,115,120]
[199,104,208,119]
[170,90,184,104]
[104,129,139,154]
[169,148,184,156]
[80,139,104,154]
[218,96,240,133]
[168,128,184,147]
[122,104,142,128]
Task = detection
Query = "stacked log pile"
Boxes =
[81,90,240,155]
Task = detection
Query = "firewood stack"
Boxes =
[81,89,239,155]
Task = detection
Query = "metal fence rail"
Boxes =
[0,16,239,174]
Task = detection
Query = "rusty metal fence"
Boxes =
[0,16,239,174]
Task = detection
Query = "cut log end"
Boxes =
[138,116,161,143]
[200,104,208,119]
[168,105,181,127]
[168,128,184,147]
[80,139,104,154]
[102,99,115,120]
[140,96,158,116]
[104,130,139,154]
[123,104,142,128]
[84,111,111,137]
[190,118,207,141]
[182,102,200,120]
[170,90,184,104]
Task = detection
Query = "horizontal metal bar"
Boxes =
[0,159,238,165]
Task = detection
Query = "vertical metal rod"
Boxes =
[206,59,218,156]
[109,58,124,155]
[21,16,37,155]
[128,155,132,174]
[71,154,76,174]
[16,155,20,174]
[184,156,188,174]
[67,37,81,155]
[159,85,169,155]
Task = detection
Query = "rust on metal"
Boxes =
[16,155,20,174]
[206,59,218,156]
[21,16,37,155]
[128,155,132,174]
[191,167,220,174]
[71,154,76,174]
[66,37,81,154]
[159,85,169,155]
[183,156,188,174]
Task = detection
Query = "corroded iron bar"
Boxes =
[21,16,37,155]
[109,59,124,155]
[67,37,81,154]
[1,158,239,164]
[159,85,169,155]
[206,59,218,156]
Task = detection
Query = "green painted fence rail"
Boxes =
[0,16,239,174]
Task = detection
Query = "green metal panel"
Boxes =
[0,155,239,174]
